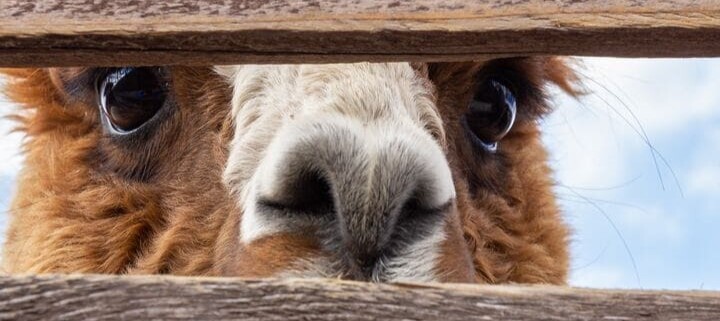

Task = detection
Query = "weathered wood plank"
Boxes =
[1,0,720,67]
[0,275,718,321]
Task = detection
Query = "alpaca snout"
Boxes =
[246,116,454,279]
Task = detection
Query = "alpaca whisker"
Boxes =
[560,185,643,289]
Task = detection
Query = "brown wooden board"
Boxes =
[1,0,720,67]
[0,275,719,320]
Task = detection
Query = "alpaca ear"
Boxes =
[1,68,97,135]
[0,68,38,79]
[48,68,84,94]
[543,57,587,98]
[0,68,68,101]
[0,68,55,108]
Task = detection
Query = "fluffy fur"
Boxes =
[1,58,578,285]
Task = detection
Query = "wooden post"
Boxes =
[0,275,719,321]
[1,0,720,67]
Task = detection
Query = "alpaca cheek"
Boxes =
[435,212,476,283]
[231,232,325,278]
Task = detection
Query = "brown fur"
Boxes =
[1,58,578,284]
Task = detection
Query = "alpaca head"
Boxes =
[1,58,577,283]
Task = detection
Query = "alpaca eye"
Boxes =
[463,79,517,152]
[97,67,168,134]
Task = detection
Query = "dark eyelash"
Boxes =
[91,68,121,91]
[476,59,549,120]
[473,74,522,113]
[479,68,536,103]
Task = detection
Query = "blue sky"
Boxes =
[0,58,718,289]
[543,58,720,290]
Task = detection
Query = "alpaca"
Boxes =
[1,58,578,283]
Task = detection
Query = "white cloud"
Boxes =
[685,128,720,199]
[570,265,633,289]
[686,163,720,198]
[543,96,630,188]
[575,58,720,136]
[617,206,685,242]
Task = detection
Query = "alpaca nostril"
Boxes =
[397,187,453,228]
[357,254,380,279]
[257,170,335,216]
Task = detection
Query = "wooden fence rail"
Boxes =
[0,275,718,321]
[1,1,719,321]
[2,0,720,67]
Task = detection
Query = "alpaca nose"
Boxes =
[254,119,454,277]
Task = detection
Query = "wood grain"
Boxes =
[1,0,720,67]
[0,275,719,320]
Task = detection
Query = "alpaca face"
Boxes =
[1,58,575,284]
[219,64,460,281]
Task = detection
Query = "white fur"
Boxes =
[381,225,446,283]
[275,257,339,279]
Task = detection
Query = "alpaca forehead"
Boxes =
[215,63,434,118]
[218,62,444,207]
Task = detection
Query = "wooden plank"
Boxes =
[1,0,720,67]
[0,275,719,321]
